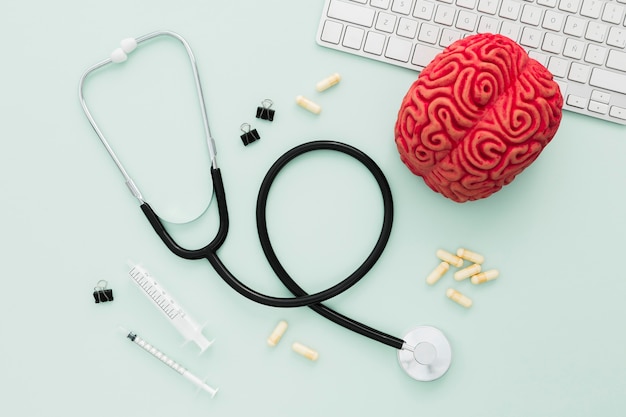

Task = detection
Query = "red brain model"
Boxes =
[394,33,563,203]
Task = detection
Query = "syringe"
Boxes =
[121,328,218,397]
[128,263,213,353]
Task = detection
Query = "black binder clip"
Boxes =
[256,99,275,121]
[240,123,260,146]
[93,280,114,303]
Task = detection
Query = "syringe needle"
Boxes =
[122,328,218,398]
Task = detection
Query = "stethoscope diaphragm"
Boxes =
[397,326,452,382]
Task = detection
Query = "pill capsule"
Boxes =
[436,249,464,268]
[316,72,341,92]
[446,288,473,308]
[471,269,500,285]
[456,248,485,264]
[453,263,482,281]
[426,262,450,285]
[292,342,319,361]
[295,95,321,114]
[267,320,288,347]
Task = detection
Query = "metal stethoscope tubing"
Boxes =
[79,30,452,381]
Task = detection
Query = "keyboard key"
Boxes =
[566,94,587,108]
[321,20,344,44]
[457,0,477,9]
[589,68,626,94]
[419,22,441,44]
[397,17,419,38]
[542,32,565,53]
[543,10,565,31]
[440,28,463,46]
[588,100,609,114]
[477,15,500,33]
[568,62,590,82]
[521,5,543,25]
[607,27,626,48]
[412,44,443,67]
[538,0,558,6]
[606,50,626,72]
[500,21,521,40]
[563,38,585,59]
[563,15,586,37]
[328,0,375,27]
[364,31,386,54]
[391,0,413,14]
[500,0,522,20]
[601,3,625,24]
[548,56,569,77]
[435,5,456,25]
[371,0,391,8]
[456,10,478,31]
[477,0,499,14]
[591,90,611,103]
[376,12,398,32]
[343,26,365,49]
[385,37,413,61]
[558,0,581,13]
[580,0,602,18]
[414,1,435,20]
[584,45,607,65]
[609,106,626,120]
[521,27,543,48]
[585,22,608,43]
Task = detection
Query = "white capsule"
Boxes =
[316,72,341,92]
[471,269,500,285]
[454,263,482,281]
[446,288,473,308]
[436,249,463,268]
[426,262,450,285]
[292,342,319,361]
[456,248,485,264]
[295,95,321,114]
[267,320,288,347]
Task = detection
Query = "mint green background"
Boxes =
[1,1,625,416]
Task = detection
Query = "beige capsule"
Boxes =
[436,249,464,268]
[446,288,473,308]
[267,320,288,347]
[292,342,319,361]
[471,269,500,285]
[295,95,321,114]
[316,73,341,91]
[453,263,482,281]
[426,262,450,285]
[456,248,485,264]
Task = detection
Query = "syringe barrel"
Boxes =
[129,333,186,375]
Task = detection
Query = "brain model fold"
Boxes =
[394,33,563,203]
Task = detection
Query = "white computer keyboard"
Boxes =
[316,0,626,125]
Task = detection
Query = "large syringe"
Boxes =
[128,263,213,353]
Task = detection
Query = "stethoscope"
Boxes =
[78,30,452,382]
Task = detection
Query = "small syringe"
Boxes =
[128,263,213,353]
[121,328,218,397]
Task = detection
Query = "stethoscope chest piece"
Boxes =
[398,326,452,382]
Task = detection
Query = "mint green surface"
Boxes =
[1,1,625,416]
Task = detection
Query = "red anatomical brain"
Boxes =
[395,33,563,202]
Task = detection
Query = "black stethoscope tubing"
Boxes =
[141,140,405,350]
